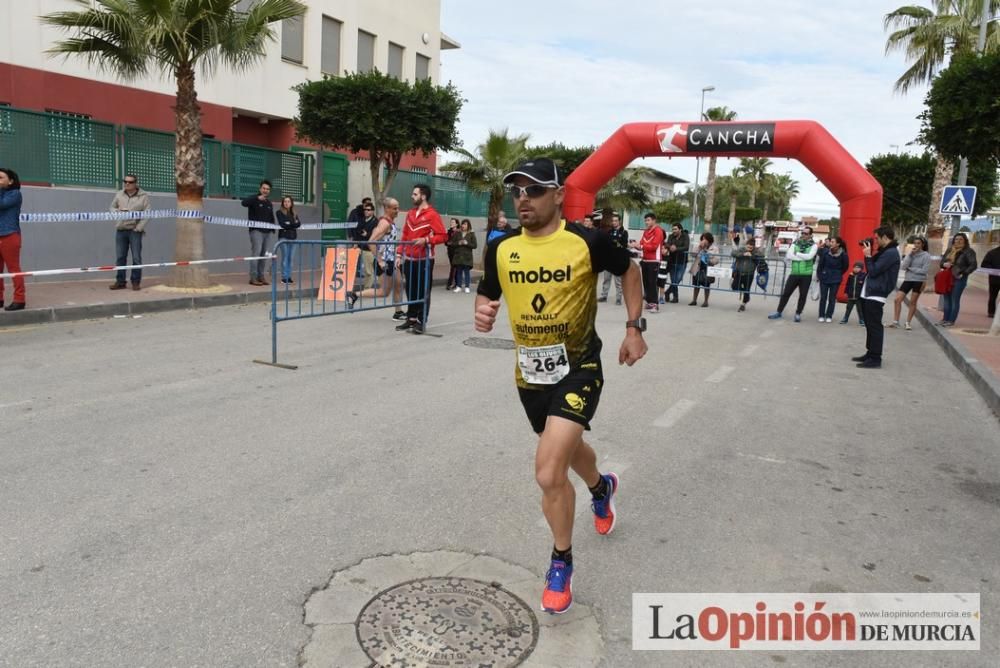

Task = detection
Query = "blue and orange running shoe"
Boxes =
[541,559,573,614]
[591,472,619,536]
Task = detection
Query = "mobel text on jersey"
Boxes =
[508,265,572,284]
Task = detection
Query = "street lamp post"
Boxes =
[691,85,714,234]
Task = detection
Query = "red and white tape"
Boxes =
[0,255,274,280]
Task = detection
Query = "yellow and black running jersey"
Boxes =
[478,222,632,388]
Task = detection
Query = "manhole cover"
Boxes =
[356,576,538,667]
[464,337,516,350]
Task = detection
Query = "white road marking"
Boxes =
[537,458,632,528]
[739,344,759,358]
[0,400,32,410]
[705,365,735,384]
[653,399,696,428]
[759,330,775,339]
[736,452,787,464]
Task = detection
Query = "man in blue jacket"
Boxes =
[853,226,900,369]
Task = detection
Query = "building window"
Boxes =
[282,15,304,64]
[321,16,342,75]
[388,42,404,79]
[415,53,430,81]
[357,30,376,73]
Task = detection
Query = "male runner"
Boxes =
[474,158,647,614]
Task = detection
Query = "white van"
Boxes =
[775,231,798,254]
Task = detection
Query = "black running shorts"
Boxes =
[899,280,924,295]
[517,361,604,434]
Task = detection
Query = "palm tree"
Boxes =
[714,172,747,238]
[43,0,306,288]
[595,167,652,229]
[440,128,530,223]
[701,106,738,230]
[884,0,1000,231]
[735,157,773,208]
[772,173,800,220]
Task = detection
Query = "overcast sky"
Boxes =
[439,0,929,219]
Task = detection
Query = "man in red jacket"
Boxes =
[629,213,665,312]
[397,184,447,334]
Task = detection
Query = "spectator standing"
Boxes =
[768,226,818,322]
[352,201,379,290]
[347,197,372,227]
[982,243,1000,319]
[449,219,477,293]
[815,236,849,322]
[731,237,764,312]
[108,174,150,291]
[664,223,690,304]
[657,238,670,305]
[630,213,665,312]
[241,179,275,286]
[445,218,461,290]
[276,196,301,284]
[0,167,25,311]
[890,236,930,330]
[580,214,595,229]
[688,232,719,307]
[396,184,447,334]
[840,262,866,325]
[937,233,978,327]
[598,214,629,305]
[486,212,510,244]
[853,226,901,369]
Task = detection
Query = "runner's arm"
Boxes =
[618,261,647,366]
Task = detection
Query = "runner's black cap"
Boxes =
[502,158,561,187]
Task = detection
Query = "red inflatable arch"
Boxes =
[562,120,882,299]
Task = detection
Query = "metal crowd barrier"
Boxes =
[256,239,432,369]
[651,252,790,299]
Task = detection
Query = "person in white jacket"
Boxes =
[768,227,818,322]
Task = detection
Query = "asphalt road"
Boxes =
[1,287,997,667]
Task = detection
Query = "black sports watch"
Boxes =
[625,317,647,332]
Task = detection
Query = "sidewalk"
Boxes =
[0,261,475,327]
[912,281,1000,417]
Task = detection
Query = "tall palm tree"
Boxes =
[43,0,306,288]
[714,172,750,237]
[736,157,773,208]
[772,173,800,220]
[701,106,738,230]
[440,128,530,223]
[595,167,652,229]
[884,0,1000,230]
[763,173,795,221]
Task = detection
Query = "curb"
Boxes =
[0,277,460,327]
[912,303,1000,419]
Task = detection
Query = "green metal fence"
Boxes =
[0,107,116,188]
[0,106,312,201]
[122,127,237,198]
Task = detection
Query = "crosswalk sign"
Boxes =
[939,185,977,215]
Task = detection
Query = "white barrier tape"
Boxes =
[0,254,275,280]
[18,209,355,230]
